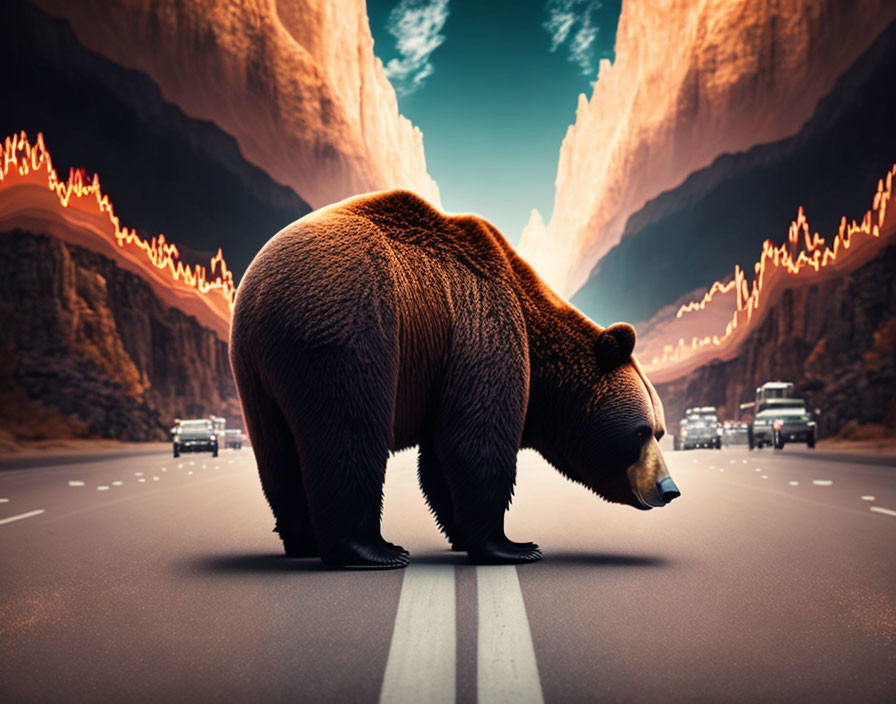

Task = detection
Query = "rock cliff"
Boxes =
[2,0,311,280]
[520,0,896,297]
[0,231,239,442]
[571,19,896,329]
[654,243,896,439]
[32,0,440,210]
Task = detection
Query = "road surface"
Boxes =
[1,444,894,703]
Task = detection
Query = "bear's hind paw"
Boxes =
[467,539,542,565]
[322,539,410,570]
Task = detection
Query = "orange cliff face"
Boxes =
[31,0,439,211]
[0,132,235,340]
[639,163,896,384]
[519,0,896,298]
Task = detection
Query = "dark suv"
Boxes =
[172,419,218,458]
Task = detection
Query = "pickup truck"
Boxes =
[751,399,817,449]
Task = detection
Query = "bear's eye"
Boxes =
[635,425,651,440]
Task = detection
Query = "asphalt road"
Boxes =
[1,444,894,703]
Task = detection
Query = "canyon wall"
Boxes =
[32,0,440,211]
[520,0,896,298]
[2,0,312,280]
[571,19,896,330]
[654,243,896,439]
[0,231,239,443]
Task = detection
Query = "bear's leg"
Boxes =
[432,437,542,565]
[275,350,409,570]
[240,380,318,558]
[297,435,409,569]
[417,438,463,550]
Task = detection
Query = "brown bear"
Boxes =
[230,190,679,568]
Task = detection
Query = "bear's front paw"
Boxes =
[467,538,542,565]
[321,538,410,570]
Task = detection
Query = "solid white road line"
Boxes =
[812,480,833,486]
[870,506,896,517]
[0,509,45,526]
[477,566,544,704]
[380,564,456,704]
[861,495,876,501]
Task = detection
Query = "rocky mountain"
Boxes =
[654,242,896,440]
[0,230,239,443]
[572,18,896,329]
[520,0,896,298]
[2,0,310,280]
[31,0,440,212]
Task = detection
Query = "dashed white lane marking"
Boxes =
[138,478,146,483]
[161,467,167,472]
[812,480,833,486]
[861,496,876,501]
[380,565,455,704]
[870,506,896,517]
[188,471,193,475]
[97,486,110,491]
[0,509,45,525]
[68,480,85,487]
[112,481,123,487]
[761,475,768,479]
[477,566,544,704]
[177,463,184,469]
[0,498,8,503]
[152,476,160,481]
[789,481,799,486]
[755,468,762,472]
[134,472,144,477]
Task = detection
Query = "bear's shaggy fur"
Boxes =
[230,190,667,567]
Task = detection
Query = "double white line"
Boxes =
[380,564,544,704]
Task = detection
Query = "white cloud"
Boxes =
[383,0,450,96]
[544,0,602,76]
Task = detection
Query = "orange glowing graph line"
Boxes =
[1,131,236,313]
[652,162,896,367]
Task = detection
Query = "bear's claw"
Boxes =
[321,539,410,570]
[467,538,543,565]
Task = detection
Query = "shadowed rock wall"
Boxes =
[654,244,896,439]
[0,230,239,441]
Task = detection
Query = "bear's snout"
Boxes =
[626,436,679,508]
[656,476,681,503]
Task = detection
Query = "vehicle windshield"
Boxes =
[757,405,808,418]
[177,420,212,438]
[761,401,806,411]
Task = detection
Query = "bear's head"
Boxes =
[553,323,680,511]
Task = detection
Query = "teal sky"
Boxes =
[366,0,622,245]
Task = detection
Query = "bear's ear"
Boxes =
[596,323,637,371]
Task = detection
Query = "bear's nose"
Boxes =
[656,477,681,503]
